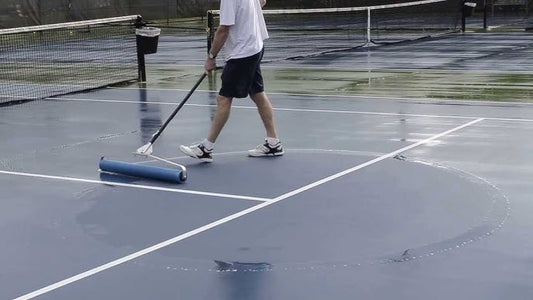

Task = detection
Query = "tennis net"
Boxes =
[0,15,142,106]
[207,0,463,61]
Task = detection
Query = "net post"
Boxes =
[137,53,147,82]
[207,10,214,54]
[366,7,371,45]
[135,16,147,82]
[483,0,488,29]
[461,0,466,32]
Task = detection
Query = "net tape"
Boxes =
[0,15,142,35]
[209,0,449,16]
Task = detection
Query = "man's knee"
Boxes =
[217,94,233,109]
[250,91,267,102]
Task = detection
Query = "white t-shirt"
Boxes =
[219,0,269,61]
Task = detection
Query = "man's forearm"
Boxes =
[209,26,229,57]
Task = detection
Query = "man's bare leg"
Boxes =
[207,94,233,143]
[179,94,232,162]
[248,92,283,156]
[250,92,278,139]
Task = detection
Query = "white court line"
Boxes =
[106,85,533,106]
[0,170,269,202]
[49,96,533,122]
[13,118,484,300]
[271,118,484,201]
[129,63,533,75]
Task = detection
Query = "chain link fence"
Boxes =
[1,0,531,28]
[0,0,222,28]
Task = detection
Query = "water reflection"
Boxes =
[215,260,272,272]
[98,171,140,184]
[213,260,272,300]
[138,83,162,144]
[208,72,218,121]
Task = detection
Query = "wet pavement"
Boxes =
[1,26,533,300]
[145,32,533,102]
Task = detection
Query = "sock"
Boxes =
[202,139,215,151]
[266,137,280,146]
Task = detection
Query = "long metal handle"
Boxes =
[149,72,207,144]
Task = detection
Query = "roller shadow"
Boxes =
[99,171,141,184]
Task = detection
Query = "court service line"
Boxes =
[50,97,470,119]
[0,170,269,202]
[13,118,484,300]
[50,97,533,122]
[126,63,533,75]
[109,85,533,107]
[269,118,485,202]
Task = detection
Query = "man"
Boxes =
[179,0,283,163]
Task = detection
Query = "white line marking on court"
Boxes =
[106,85,533,106]
[13,118,484,300]
[0,170,269,202]
[118,63,533,75]
[270,106,475,119]
[269,118,485,202]
[49,96,533,122]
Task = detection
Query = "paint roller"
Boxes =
[99,73,207,183]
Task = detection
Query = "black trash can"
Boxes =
[136,27,161,55]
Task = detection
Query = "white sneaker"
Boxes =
[248,141,284,157]
[179,143,213,162]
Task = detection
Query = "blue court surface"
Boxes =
[2,31,533,300]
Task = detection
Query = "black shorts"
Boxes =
[219,48,264,99]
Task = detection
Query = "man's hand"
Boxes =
[205,56,216,73]
[260,0,266,7]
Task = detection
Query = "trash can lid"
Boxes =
[136,27,161,37]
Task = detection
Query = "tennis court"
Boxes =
[2,2,533,300]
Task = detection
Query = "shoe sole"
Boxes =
[248,151,284,157]
[179,145,213,163]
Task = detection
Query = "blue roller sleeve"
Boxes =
[99,158,185,183]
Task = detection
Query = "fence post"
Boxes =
[484,0,488,29]
[207,10,214,54]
